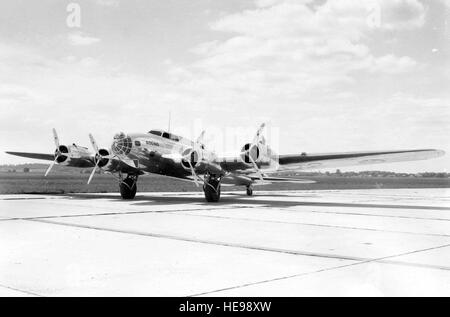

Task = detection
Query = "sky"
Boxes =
[0,0,449,172]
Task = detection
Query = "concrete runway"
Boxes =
[1,188,450,296]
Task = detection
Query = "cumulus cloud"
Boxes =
[167,0,422,104]
[67,31,101,46]
[1,0,447,172]
[96,0,120,7]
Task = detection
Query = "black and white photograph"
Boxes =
[0,0,449,299]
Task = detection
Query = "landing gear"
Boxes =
[203,174,221,202]
[246,185,253,196]
[120,175,138,200]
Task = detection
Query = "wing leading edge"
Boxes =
[277,149,445,171]
[5,152,55,161]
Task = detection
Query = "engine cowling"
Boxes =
[95,148,111,168]
[240,143,261,165]
[54,145,70,164]
[54,144,97,166]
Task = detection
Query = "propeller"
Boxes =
[87,133,111,185]
[196,130,206,145]
[182,149,201,187]
[180,130,208,187]
[45,129,62,177]
[240,123,267,182]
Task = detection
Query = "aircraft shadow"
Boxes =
[65,192,450,211]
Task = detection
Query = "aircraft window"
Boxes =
[169,134,180,142]
[149,130,162,136]
[135,141,141,147]
[162,132,170,139]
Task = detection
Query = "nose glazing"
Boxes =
[112,132,132,155]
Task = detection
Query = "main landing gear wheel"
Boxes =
[203,175,221,202]
[246,185,253,196]
[120,176,137,200]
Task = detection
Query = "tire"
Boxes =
[120,177,137,200]
[203,180,221,202]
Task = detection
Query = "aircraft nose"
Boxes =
[111,132,133,155]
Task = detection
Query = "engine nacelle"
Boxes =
[95,148,111,168]
[240,143,262,165]
[54,144,95,166]
[54,145,70,164]
[181,148,203,170]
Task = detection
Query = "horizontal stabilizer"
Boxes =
[250,176,316,184]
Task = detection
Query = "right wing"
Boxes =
[5,151,142,174]
[5,152,55,161]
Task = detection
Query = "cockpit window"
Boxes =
[169,134,180,142]
[148,130,180,142]
[148,130,162,136]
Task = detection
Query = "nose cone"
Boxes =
[111,132,133,155]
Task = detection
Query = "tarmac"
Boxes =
[1,188,449,296]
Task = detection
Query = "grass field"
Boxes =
[1,172,449,195]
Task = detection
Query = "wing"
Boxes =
[218,149,445,173]
[277,149,445,171]
[220,173,315,186]
[5,151,142,174]
[5,151,55,161]
[6,151,95,168]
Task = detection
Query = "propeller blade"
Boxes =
[52,128,60,148]
[89,133,99,154]
[252,123,266,144]
[44,158,58,177]
[196,130,206,144]
[87,162,99,185]
[248,154,264,182]
[188,162,200,187]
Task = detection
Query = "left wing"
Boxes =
[218,149,445,173]
[221,173,315,186]
[277,149,445,171]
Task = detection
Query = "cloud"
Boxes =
[96,0,120,7]
[67,31,101,46]
[368,54,418,74]
[0,0,447,172]
[439,0,450,8]
[166,0,422,105]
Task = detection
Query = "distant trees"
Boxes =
[285,170,450,178]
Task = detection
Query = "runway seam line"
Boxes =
[3,206,449,238]
[0,283,43,297]
[27,218,450,271]
[189,242,450,297]
[0,206,254,222]
[175,212,450,238]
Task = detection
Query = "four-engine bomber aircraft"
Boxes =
[6,124,445,202]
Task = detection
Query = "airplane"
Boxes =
[6,123,445,202]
